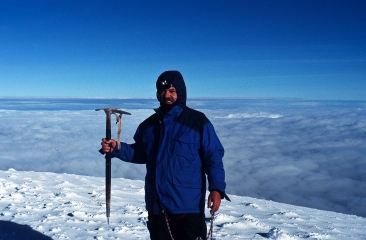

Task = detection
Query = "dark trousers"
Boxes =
[147,213,207,240]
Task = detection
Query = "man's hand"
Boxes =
[101,138,117,153]
[207,190,221,214]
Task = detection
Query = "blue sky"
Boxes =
[1,0,365,100]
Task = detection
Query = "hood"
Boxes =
[156,70,187,107]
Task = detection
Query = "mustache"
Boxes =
[162,97,175,102]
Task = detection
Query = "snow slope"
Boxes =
[1,169,365,239]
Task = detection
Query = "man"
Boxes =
[101,70,229,240]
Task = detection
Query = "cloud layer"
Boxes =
[1,98,366,218]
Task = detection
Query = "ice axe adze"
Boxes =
[96,108,131,224]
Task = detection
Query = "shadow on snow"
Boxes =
[0,220,52,240]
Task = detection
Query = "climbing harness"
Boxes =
[163,210,215,240]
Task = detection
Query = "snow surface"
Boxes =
[1,169,365,240]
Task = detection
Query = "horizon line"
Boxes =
[1,96,366,101]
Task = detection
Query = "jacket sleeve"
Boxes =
[111,126,147,164]
[201,122,230,200]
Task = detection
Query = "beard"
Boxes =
[162,97,175,104]
[159,97,176,112]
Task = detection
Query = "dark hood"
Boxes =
[156,70,187,107]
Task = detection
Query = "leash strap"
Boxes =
[113,113,122,150]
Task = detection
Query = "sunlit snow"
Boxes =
[1,169,365,239]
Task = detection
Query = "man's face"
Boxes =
[157,84,178,106]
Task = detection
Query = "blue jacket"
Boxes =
[112,71,228,214]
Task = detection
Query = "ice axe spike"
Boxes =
[96,108,131,224]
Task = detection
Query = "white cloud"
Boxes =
[1,98,366,218]
[216,112,283,119]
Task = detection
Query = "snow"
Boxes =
[1,169,365,240]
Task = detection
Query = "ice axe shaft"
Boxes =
[96,108,131,224]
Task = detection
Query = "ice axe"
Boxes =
[96,108,131,224]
